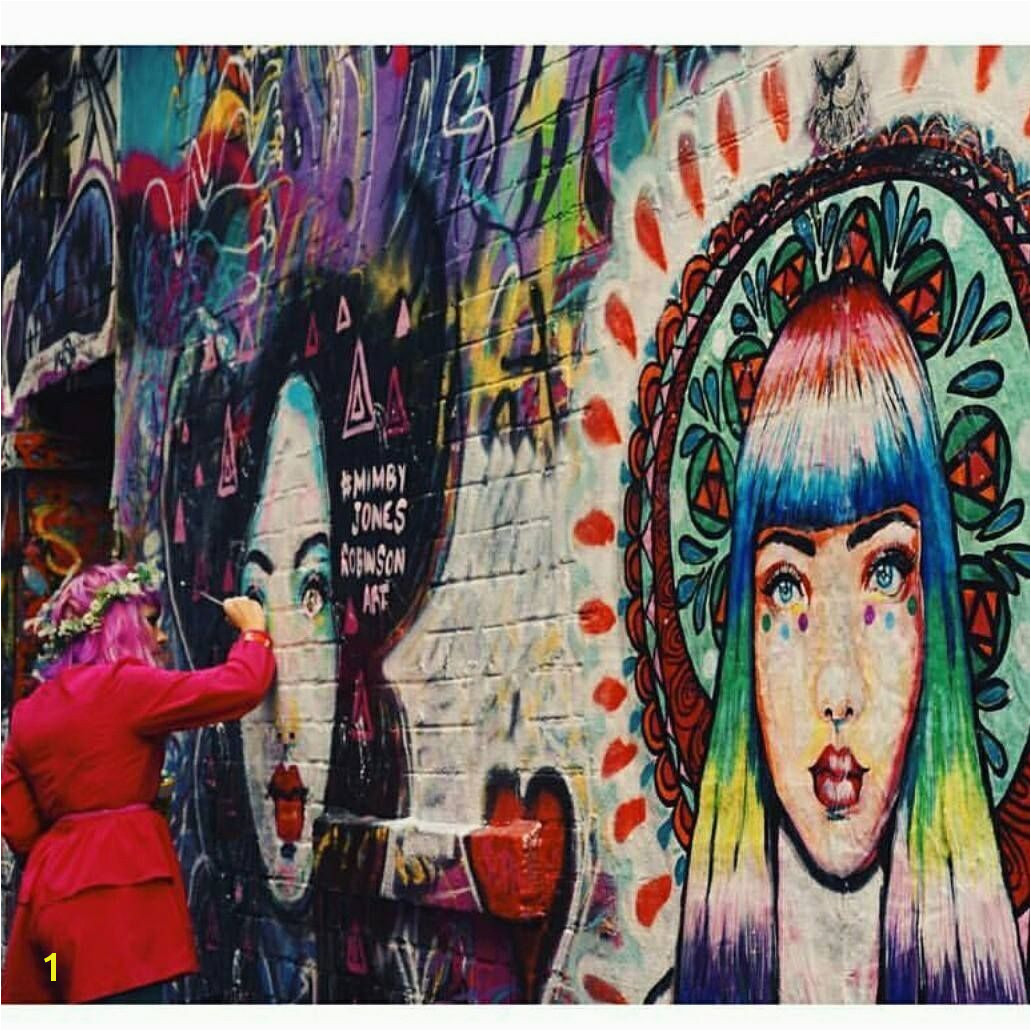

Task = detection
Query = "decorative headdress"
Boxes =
[25,562,162,668]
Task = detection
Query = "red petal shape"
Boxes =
[593,677,628,711]
[583,974,628,1004]
[635,874,673,928]
[761,64,790,142]
[604,293,637,357]
[677,133,705,218]
[579,599,616,635]
[902,46,927,92]
[602,739,638,778]
[634,192,667,271]
[717,92,740,175]
[574,510,615,547]
[614,796,647,843]
[976,45,1001,93]
[583,397,621,446]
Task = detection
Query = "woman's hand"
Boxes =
[223,596,267,634]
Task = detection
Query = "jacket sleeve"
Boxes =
[118,637,277,737]
[1,734,44,858]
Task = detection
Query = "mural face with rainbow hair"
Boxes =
[624,119,1029,1004]
[748,277,930,882]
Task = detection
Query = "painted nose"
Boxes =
[816,663,861,729]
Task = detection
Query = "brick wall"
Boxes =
[3,44,1029,1003]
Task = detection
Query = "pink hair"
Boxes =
[35,562,163,680]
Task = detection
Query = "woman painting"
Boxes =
[675,273,1028,1003]
[1,562,273,1003]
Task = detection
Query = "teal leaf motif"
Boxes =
[971,302,1012,346]
[991,543,1030,579]
[946,273,985,356]
[629,707,642,733]
[899,210,931,260]
[742,271,759,315]
[679,423,708,459]
[675,853,687,885]
[792,212,817,257]
[640,761,656,788]
[898,187,920,257]
[978,499,1024,542]
[679,534,717,566]
[703,367,721,429]
[657,818,673,851]
[688,378,707,418]
[976,679,1010,712]
[977,725,1007,778]
[731,304,757,334]
[881,181,899,263]
[756,259,768,318]
[692,567,712,635]
[989,554,1020,595]
[948,360,1003,400]
[677,572,703,607]
[820,202,840,266]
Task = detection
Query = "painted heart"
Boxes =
[466,767,574,1002]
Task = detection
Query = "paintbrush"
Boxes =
[177,579,226,609]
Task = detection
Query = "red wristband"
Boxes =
[240,629,273,649]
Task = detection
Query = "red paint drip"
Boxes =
[717,92,740,175]
[574,510,615,547]
[634,192,667,272]
[677,133,705,218]
[614,796,647,843]
[604,293,637,357]
[901,46,928,92]
[593,677,627,711]
[583,974,628,1005]
[636,874,673,928]
[391,46,410,77]
[761,64,790,143]
[602,738,638,778]
[582,397,621,446]
[976,46,1002,93]
[579,599,616,636]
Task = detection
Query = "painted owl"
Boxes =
[807,46,870,151]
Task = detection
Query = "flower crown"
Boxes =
[26,562,161,667]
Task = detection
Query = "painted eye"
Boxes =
[301,581,325,619]
[763,568,805,608]
[836,71,846,88]
[866,548,914,599]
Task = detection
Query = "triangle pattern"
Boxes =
[305,313,321,357]
[349,671,374,744]
[217,406,239,498]
[342,338,376,440]
[384,365,411,438]
[336,294,352,332]
[395,294,411,338]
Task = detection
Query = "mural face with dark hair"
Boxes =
[160,183,456,993]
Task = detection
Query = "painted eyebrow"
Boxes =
[755,529,815,556]
[243,548,273,575]
[294,532,330,570]
[846,509,918,551]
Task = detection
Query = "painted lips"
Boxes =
[809,745,868,813]
[267,762,308,845]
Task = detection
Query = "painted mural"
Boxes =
[2,46,119,421]
[2,43,1028,1005]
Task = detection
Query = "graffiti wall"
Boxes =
[3,43,1028,1004]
